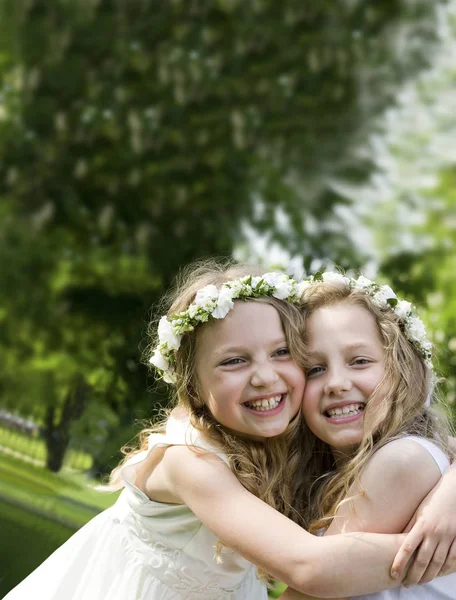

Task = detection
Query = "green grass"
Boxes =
[0,425,93,470]
[0,499,75,597]
[0,452,119,527]
[0,451,120,597]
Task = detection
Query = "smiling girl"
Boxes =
[5,263,456,600]
[284,273,456,600]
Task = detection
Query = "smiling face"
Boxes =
[194,300,305,439]
[302,301,386,457]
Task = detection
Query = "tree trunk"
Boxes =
[44,374,91,472]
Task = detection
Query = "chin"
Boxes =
[332,440,361,455]
[253,427,285,439]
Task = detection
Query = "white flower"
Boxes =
[157,316,182,350]
[250,276,262,288]
[421,339,432,351]
[240,284,253,296]
[372,285,397,306]
[212,286,235,318]
[395,300,412,319]
[273,281,293,299]
[194,284,219,307]
[187,304,199,319]
[163,370,177,384]
[149,349,170,372]
[380,285,397,300]
[406,316,427,341]
[322,272,349,286]
[353,276,373,289]
[262,272,284,287]
[228,280,244,296]
[261,272,294,299]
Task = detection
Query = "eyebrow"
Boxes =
[212,338,288,359]
[307,342,373,358]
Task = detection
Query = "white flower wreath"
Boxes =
[150,272,306,383]
[150,270,433,384]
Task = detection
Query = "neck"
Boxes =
[331,445,357,467]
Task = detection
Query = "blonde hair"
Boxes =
[109,259,308,581]
[294,280,455,533]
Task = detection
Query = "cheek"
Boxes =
[301,384,312,418]
[301,385,318,417]
[289,365,306,391]
[205,390,229,419]
[205,376,237,408]
[367,371,387,398]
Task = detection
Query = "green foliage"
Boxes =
[0,0,450,470]
[0,0,448,261]
[379,170,456,419]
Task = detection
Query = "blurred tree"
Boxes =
[379,174,456,421]
[352,17,456,422]
[0,0,450,471]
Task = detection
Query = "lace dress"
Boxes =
[4,415,268,600]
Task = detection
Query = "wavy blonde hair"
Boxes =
[109,259,308,581]
[293,281,455,534]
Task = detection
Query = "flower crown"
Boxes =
[300,271,433,370]
[150,272,306,383]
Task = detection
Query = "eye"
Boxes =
[220,357,245,367]
[352,358,372,367]
[307,365,325,377]
[274,347,290,357]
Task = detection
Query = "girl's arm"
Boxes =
[154,444,407,598]
[392,459,456,584]
[282,437,445,599]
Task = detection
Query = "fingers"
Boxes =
[403,540,436,587]
[439,538,456,577]
[391,531,423,580]
[416,541,451,584]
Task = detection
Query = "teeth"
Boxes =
[327,403,364,418]
[245,395,282,411]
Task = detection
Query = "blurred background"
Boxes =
[0,0,455,597]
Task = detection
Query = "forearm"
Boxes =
[288,532,404,597]
[168,447,406,597]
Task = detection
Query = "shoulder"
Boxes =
[369,437,443,472]
[327,437,444,535]
[145,443,236,505]
[362,437,442,497]
[164,444,233,485]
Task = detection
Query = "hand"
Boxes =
[391,465,456,585]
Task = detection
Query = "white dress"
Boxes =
[352,436,456,600]
[4,416,268,600]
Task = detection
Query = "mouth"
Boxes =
[243,394,285,413]
[324,403,365,420]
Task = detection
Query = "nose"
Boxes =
[324,369,352,396]
[250,362,279,388]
